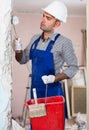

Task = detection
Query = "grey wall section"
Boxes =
[0,0,12,130]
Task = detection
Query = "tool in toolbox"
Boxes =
[29,88,47,118]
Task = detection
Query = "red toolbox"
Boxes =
[25,96,65,130]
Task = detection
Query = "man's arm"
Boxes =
[55,73,68,82]
[15,51,23,62]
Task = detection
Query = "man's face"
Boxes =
[40,12,58,32]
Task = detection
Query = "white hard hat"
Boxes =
[42,1,67,23]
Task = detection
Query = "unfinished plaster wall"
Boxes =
[0,0,12,130]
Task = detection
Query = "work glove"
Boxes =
[42,75,55,84]
[12,37,22,51]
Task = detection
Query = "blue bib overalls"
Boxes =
[30,34,64,98]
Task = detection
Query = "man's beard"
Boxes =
[40,26,53,32]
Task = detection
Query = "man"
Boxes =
[15,1,78,100]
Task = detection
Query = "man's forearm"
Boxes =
[15,51,23,62]
[55,73,69,82]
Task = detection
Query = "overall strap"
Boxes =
[30,35,41,50]
[46,34,60,52]
[54,33,60,41]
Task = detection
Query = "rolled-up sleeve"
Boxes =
[62,39,79,78]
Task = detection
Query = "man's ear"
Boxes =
[56,21,61,27]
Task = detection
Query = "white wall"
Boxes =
[12,13,86,118]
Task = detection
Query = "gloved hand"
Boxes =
[14,37,22,51]
[42,75,55,84]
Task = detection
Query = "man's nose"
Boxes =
[42,16,46,22]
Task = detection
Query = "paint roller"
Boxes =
[11,15,19,37]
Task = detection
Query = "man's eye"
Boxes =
[47,17,52,20]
